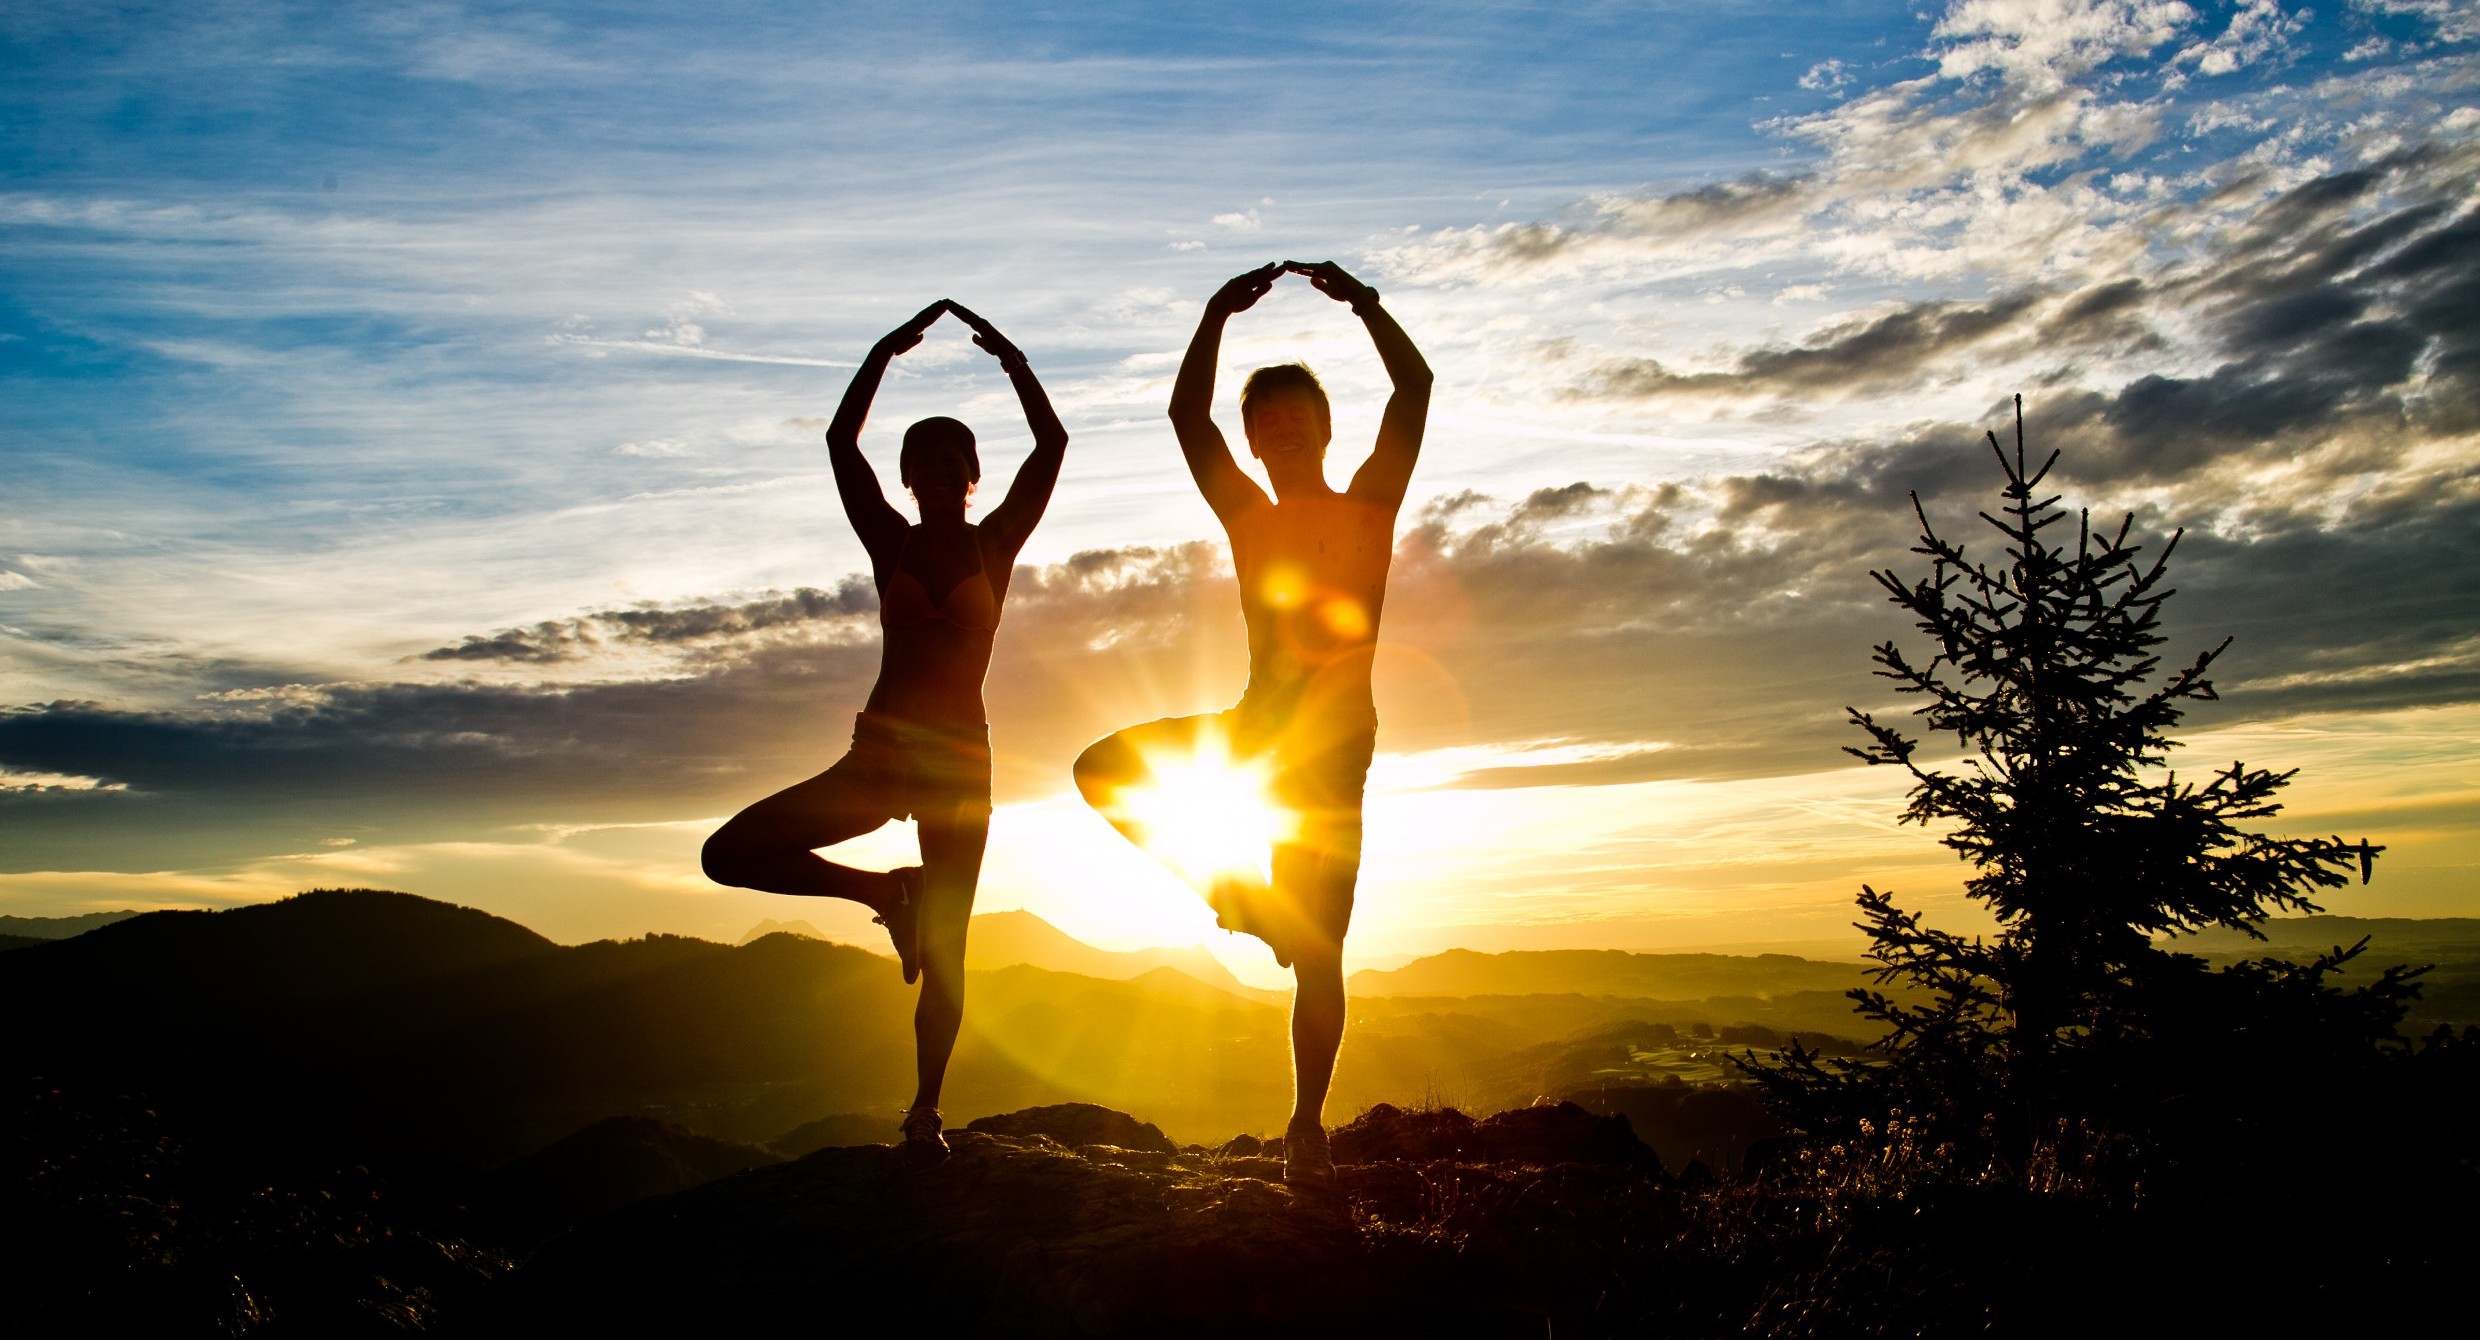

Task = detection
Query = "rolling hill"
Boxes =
[962,908,1274,999]
[1348,947,1870,1000]
[0,889,1884,1152]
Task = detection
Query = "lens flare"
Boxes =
[1116,727,1296,888]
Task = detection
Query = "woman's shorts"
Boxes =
[831,711,993,823]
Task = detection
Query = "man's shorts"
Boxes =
[1093,704,1376,949]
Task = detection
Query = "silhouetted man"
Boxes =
[1075,260,1431,1184]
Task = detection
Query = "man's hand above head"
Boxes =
[1173,267,1280,522]
[947,302,1028,371]
[1283,261,1377,310]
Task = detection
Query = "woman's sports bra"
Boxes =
[880,532,999,633]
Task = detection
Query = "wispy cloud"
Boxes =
[5,0,2474,936]
[544,335,857,369]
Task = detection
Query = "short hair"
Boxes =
[899,416,980,487]
[1240,363,1329,429]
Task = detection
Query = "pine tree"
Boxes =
[1753,398,2403,1176]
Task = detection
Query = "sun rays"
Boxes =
[1110,724,1297,890]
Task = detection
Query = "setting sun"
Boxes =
[1113,726,1297,889]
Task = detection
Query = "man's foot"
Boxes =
[900,1106,948,1161]
[873,867,922,984]
[1283,1118,1333,1187]
[1209,877,1292,969]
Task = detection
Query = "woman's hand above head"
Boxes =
[1283,260,1378,310]
[831,299,957,556]
[947,302,1028,371]
[874,300,954,359]
[1208,263,1284,316]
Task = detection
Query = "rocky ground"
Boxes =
[482,1102,1693,1337]
[23,1085,2460,1336]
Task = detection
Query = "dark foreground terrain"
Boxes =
[7,891,2474,1336]
[15,1080,2466,1338]
[496,1101,1672,1336]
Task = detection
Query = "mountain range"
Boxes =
[6,890,2468,1163]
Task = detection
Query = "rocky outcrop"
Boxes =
[1328,1100,1661,1171]
[769,1110,897,1157]
[963,1101,1179,1153]
[491,1116,781,1240]
[490,1102,1674,1336]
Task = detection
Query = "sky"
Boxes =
[4,0,2477,981]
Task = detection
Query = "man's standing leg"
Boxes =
[1277,793,1362,1186]
[1287,936,1345,1146]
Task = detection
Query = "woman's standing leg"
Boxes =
[906,798,990,1115]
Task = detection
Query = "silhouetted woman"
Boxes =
[702,300,1066,1156]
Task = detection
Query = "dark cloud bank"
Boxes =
[8,157,2479,872]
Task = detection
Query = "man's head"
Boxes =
[899,416,980,506]
[1240,363,1332,462]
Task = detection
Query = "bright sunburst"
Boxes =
[1115,728,1297,889]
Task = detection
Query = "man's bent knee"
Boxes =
[1072,735,1128,807]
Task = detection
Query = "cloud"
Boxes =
[2355,0,2480,44]
[2170,0,2308,79]
[543,333,857,368]
[1549,136,2480,522]
[1928,0,2197,89]
[1372,0,2466,302]
[1800,59,1852,93]
[1378,173,1818,278]
[1577,289,2051,400]
[419,580,880,663]
[0,766,124,793]
[8,0,2477,926]
[17,381,2474,876]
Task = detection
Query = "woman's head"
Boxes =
[899,416,981,507]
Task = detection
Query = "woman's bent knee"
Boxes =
[700,830,749,888]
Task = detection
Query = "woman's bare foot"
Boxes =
[873,866,923,983]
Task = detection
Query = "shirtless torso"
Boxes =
[1226,490,1393,743]
[1073,260,1431,1184]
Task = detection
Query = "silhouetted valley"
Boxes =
[8,889,2473,1335]
[2,890,1863,1164]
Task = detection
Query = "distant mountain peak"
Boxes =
[963,908,1261,996]
[0,909,140,939]
[739,918,828,944]
[10,887,560,1003]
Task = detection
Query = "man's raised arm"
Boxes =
[1170,264,1281,524]
[1288,261,1432,513]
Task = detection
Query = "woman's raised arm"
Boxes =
[828,301,948,561]
[950,303,1067,561]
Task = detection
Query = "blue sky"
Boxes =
[4,1,2476,964]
